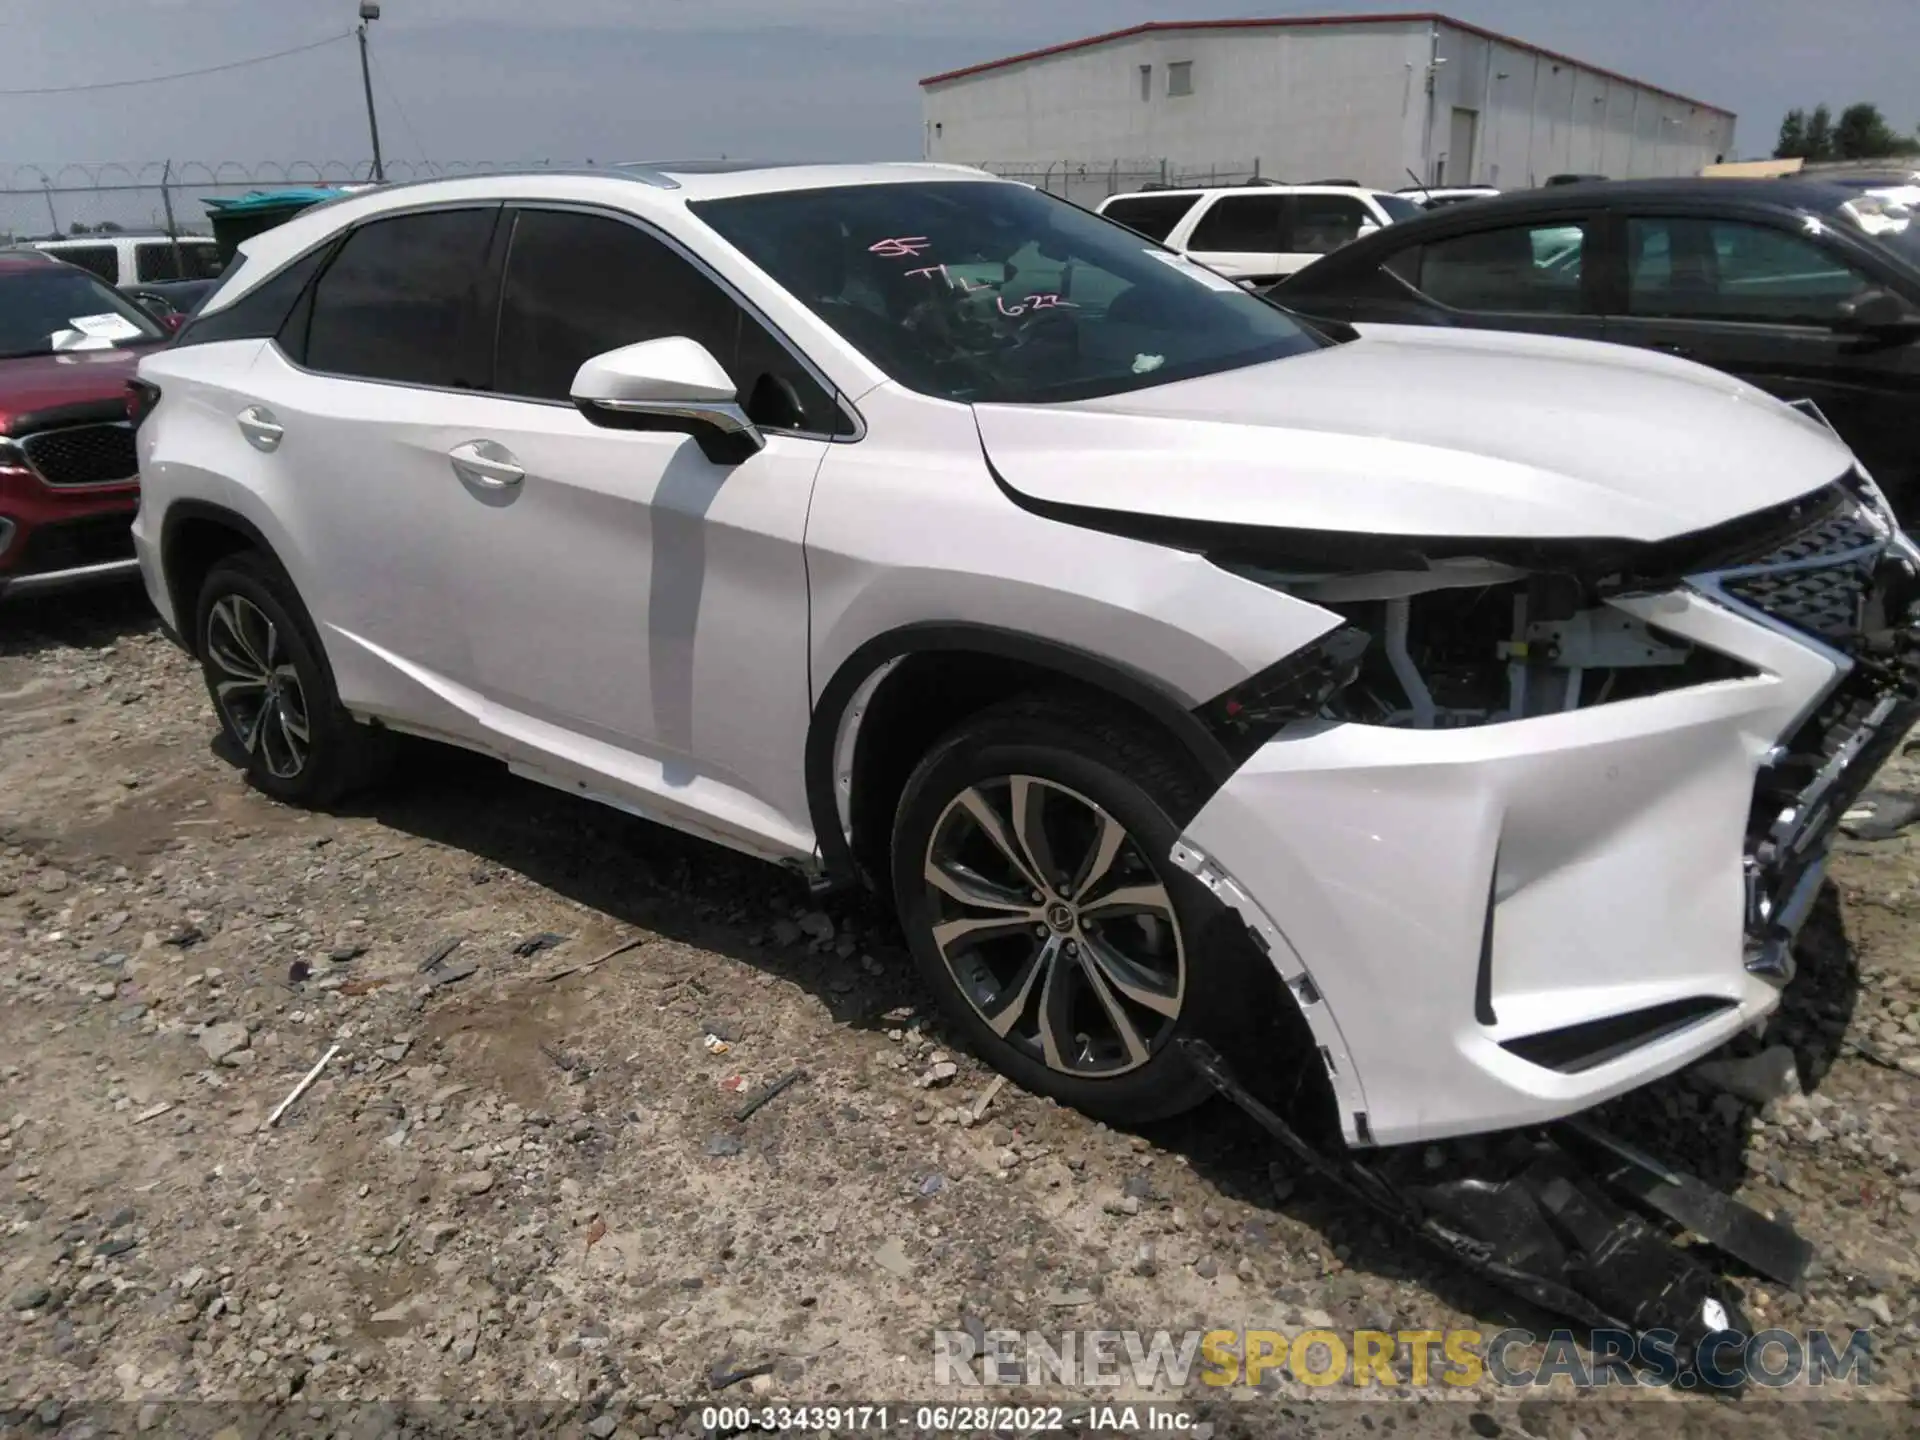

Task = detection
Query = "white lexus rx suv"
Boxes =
[131,162,1920,1148]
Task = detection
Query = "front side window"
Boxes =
[1290,195,1371,254]
[691,181,1321,405]
[1627,216,1870,324]
[0,265,165,359]
[1099,194,1197,243]
[1186,195,1287,252]
[492,209,840,433]
[305,207,500,388]
[1416,220,1588,314]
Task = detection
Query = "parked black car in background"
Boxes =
[121,278,219,331]
[1271,179,1920,519]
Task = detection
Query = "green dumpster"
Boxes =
[203,188,357,264]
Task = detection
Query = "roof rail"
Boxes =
[611,159,835,187]
[279,166,695,209]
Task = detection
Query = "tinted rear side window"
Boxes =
[1100,195,1198,243]
[493,208,842,433]
[176,244,331,349]
[1417,221,1589,314]
[305,207,500,388]
[45,246,118,283]
[135,241,224,282]
[1187,195,1288,252]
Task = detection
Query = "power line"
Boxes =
[368,46,428,168]
[0,31,354,98]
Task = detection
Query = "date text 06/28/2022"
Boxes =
[697,1405,1200,1433]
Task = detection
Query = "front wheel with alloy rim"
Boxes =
[891,697,1248,1124]
[194,553,387,806]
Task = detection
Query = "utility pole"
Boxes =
[1420,23,1440,185]
[357,2,386,183]
[160,159,185,276]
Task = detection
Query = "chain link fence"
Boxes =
[1,157,1276,240]
[967,159,1266,208]
[0,160,600,242]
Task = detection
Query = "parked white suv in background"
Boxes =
[1097,182,1424,284]
[132,161,1919,1148]
[29,232,225,287]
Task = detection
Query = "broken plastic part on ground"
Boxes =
[1180,1039,1814,1382]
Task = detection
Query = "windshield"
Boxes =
[691,181,1322,404]
[1830,201,1920,267]
[1375,193,1426,223]
[0,265,165,359]
[1871,221,1920,266]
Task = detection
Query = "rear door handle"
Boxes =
[236,405,283,452]
[448,439,525,490]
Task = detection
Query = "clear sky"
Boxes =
[1,0,1914,228]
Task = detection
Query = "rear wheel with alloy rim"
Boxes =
[892,696,1241,1123]
[193,552,388,806]
[205,592,312,781]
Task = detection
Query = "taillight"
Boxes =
[127,379,162,431]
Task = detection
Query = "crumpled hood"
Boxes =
[973,324,1857,543]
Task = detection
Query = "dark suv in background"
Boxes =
[0,251,166,599]
[1272,179,1920,520]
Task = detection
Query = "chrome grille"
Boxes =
[18,422,137,487]
[1714,498,1884,643]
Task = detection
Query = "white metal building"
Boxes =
[920,13,1736,191]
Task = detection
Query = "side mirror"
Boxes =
[1834,287,1920,338]
[569,336,764,464]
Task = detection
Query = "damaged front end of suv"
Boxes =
[978,385,1920,1356]
[1173,473,1920,1363]
[1169,475,1920,1138]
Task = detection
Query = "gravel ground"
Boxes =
[3,588,1919,1439]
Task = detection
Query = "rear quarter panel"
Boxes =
[133,339,284,628]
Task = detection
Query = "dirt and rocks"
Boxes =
[3,589,1920,1438]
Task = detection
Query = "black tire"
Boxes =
[890,694,1263,1124]
[193,551,388,807]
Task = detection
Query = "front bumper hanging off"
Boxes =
[1170,484,1920,1378]
[1181,1040,1811,1380]
[1176,488,1920,1149]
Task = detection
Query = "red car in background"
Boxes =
[0,251,168,600]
